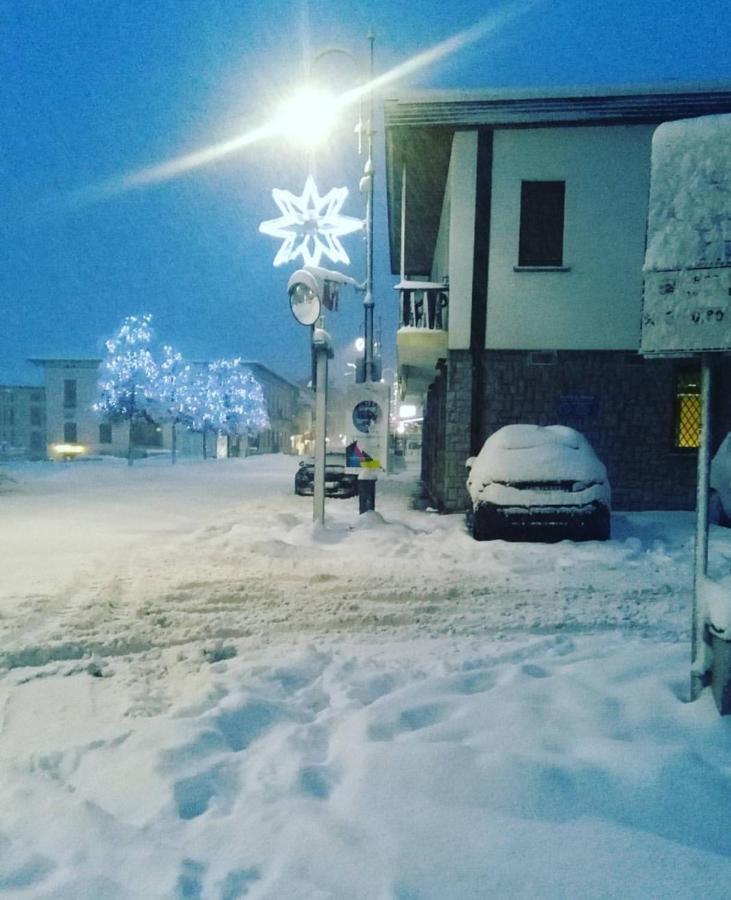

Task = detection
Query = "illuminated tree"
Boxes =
[150,345,191,464]
[96,314,158,465]
[185,360,269,459]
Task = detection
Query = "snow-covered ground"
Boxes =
[1,455,731,899]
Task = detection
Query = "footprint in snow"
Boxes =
[173,763,237,820]
[521,664,550,679]
[453,669,498,695]
[368,703,447,742]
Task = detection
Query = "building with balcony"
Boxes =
[385,84,731,512]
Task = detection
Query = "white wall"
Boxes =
[431,131,478,350]
[43,362,102,454]
[484,124,655,349]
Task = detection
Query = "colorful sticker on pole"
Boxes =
[346,441,380,469]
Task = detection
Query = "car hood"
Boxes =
[467,425,607,503]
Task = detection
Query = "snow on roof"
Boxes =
[644,114,731,272]
[393,280,449,291]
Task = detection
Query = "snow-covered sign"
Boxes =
[641,114,731,356]
[259,175,363,268]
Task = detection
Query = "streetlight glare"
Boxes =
[354,337,365,353]
[275,86,338,146]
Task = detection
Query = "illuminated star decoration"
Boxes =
[259,175,364,267]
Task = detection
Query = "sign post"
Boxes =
[640,113,731,710]
[312,329,331,525]
[343,382,390,513]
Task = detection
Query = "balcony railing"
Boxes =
[396,280,449,331]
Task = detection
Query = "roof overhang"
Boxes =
[385,82,731,276]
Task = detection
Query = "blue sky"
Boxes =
[2,0,730,385]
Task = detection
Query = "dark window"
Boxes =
[518,180,566,267]
[30,406,42,427]
[30,391,43,402]
[674,367,701,449]
[99,423,112,444]
[130,419,162,448]
[64,422,78,443]
[64,379,77,408]
[30,432,43,451]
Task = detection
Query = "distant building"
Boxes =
[237,362,302,455]
[0,384,46,460]
[29,358,117,458]
[27,357,305,461]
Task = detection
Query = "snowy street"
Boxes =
[1,455,731,898]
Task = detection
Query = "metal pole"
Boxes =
[313,341,328,525]
[691,355,712,700]
[363,29,375,383]
[400,162,407,285]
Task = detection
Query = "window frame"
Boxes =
[516,179,567,269]
[672,365,701,452]
[63,379,77,408]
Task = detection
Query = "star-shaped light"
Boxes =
[259,175,363,267]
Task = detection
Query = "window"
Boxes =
[518,180,566,267]
[64,422,78,443]
[99,423,112,444]
[30,432,44,451]
[30,406,42,427]
[64,379,77,408]
[674,367,701,449]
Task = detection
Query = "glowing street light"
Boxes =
[273,85,339,146]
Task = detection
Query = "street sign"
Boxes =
[640,113,731,711]
[343,382,390,474]
[641,114,731,357]
[641,267,731,356]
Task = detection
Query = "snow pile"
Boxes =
[701,573,731,635]
[644,114,731,272]
[0,456,731,896]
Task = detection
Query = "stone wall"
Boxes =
[422,352,472,511]
[422,349,731,512]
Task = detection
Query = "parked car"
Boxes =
[710,433,731,525]
[465,424,611,542]
[294,453,358,499]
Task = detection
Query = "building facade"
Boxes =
[385,85,731,511]
[28,358,303,461]
[0,384,46,460]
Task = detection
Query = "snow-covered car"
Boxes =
[710,432,731,525]
[465,424,611,542]
[294,453,358,499]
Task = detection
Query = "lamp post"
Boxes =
[362,30,376,385]
[302,34,383,515]
[298,35,378,385]
[288,266,357,524]
[269,34,382,515]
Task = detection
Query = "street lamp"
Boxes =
[287,266,358,525]
[283,34,378,385]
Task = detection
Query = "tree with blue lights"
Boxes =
[96,314,158,466]
[151,344,191,464]
[185,360,269,459]
[184,365,225,460]
[211,359,270,447]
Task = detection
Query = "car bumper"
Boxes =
[295,480,358,499]
[470,500,610,542]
